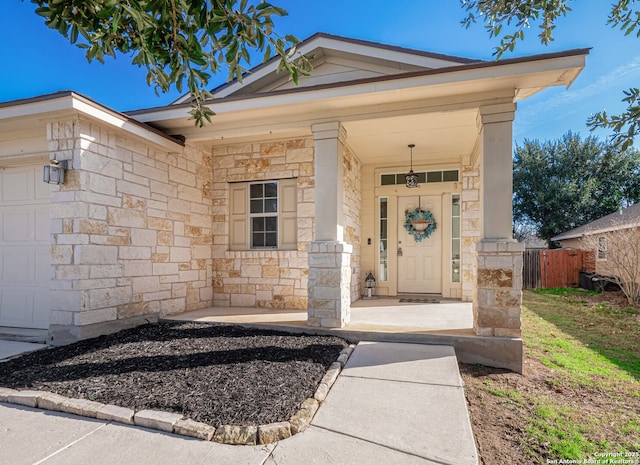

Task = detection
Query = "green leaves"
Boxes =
[29,0,313,127]
[513,132,640,242]
[587,87,640,150]
[460,0,573,59]
[461,0,640,149]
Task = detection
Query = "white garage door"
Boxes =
[0,164,50,329]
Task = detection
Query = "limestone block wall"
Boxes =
[307,241,353,327]
[474,240,524,338]
[343,145,362,302]
[211,138,315,309]
[461,166,481,302]
[48,118,213,343]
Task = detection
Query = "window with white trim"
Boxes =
[597,236,607,260]
[250,182,278,248]
[229,179,297,250]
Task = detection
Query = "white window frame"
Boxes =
[229,178,297,251]
[597,236,607,260]
[249,181,279,249]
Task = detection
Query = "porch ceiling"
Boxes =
[342,109,478,166]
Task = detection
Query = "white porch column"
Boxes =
[311,122,346,241]
[474,104,524,341]
[307,122,351,328]
[479,104,515,240]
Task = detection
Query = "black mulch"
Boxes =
[0,322,349,426]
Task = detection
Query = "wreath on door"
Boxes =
[404,208,437,242]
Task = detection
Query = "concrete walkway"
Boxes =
[0,340,45,361]
[0,342,478,465]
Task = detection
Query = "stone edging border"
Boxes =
[0,344,355,446]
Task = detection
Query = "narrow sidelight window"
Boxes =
[379,197,388,281]
[451,194,461,282]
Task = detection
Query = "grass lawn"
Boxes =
[461,289,640,465]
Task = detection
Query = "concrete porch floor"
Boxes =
[164,298,524,373]
[164,298,474,336]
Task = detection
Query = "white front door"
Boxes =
[397,195,442,294]
[0,164,50,329]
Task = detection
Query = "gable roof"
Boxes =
[171,32,482,104]
[130,46,588,137]
[552,203,640,241]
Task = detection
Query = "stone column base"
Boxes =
[306,241,352,328]
[474,240,524,338]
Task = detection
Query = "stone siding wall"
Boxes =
[211,138,314,309]
[343,145,362,302]
[474,241,524,338]
[461,166,481,302]
[48,118,213,343]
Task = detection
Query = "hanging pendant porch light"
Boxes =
[405,144,419,188]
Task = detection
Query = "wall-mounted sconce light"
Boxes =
[43,159,68,185]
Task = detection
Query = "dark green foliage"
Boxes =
[461,0,640,149]
[513,132,640,242]
[29,0,312,126]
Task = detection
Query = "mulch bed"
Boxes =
[0,322,349,426]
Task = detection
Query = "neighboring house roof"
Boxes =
[552,203,640,241]
[171,32,483,104]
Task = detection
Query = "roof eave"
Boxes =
[171,32,482,104]
[0,91,184,149]
[131,48,589,125]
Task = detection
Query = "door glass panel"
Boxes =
[451,194,461,283]
[379,197,388,282]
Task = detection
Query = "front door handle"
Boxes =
[397,247,403,256]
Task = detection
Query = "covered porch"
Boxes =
[165,298,474,335]
[163,298,525,371]
[130,37,589,373]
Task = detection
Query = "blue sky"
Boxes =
[1,1,638,146]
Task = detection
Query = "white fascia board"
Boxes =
[309,36,468,68]
[69,96,181,149]
[0,96,73,121]
[136,53,586,127]
[554,222,640,241]
[0,94,181,150]
[212,36,329,99]
[209,35,467,100]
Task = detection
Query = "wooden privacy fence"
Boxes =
[523,249,593,289]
